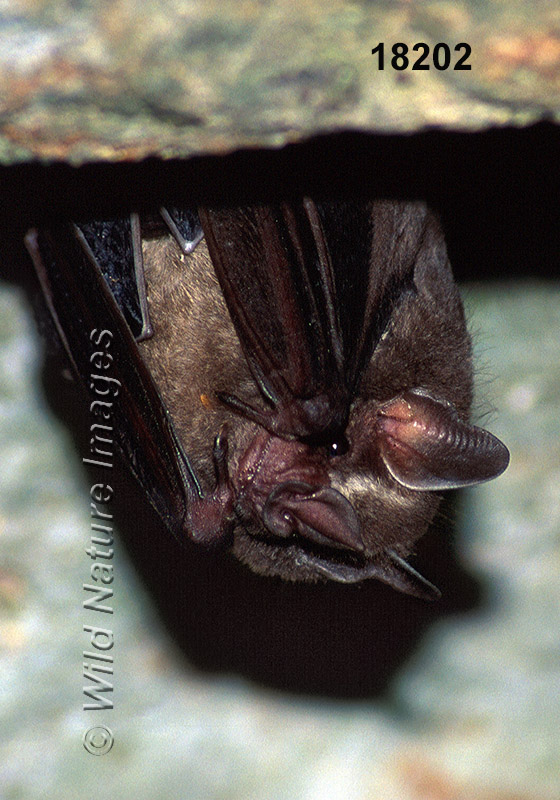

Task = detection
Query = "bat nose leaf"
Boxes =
[263,481,363,551]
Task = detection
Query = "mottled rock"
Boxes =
[0,0,558,164]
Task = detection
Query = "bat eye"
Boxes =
[326,436,348,458]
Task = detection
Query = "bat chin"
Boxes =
[230,530,440,599]
[230,527,367,582]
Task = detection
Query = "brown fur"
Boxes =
[138,236,258,490]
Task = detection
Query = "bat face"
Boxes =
[26,199,509,600]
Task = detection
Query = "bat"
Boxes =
[25,199,509,600]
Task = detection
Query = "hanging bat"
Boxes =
[25,199,509,600]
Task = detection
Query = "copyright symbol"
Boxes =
[83,725,114,755]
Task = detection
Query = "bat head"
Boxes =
[228,388,509,598]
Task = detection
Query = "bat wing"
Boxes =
[199,200,431,435]
[25,218,227,543]
[75,215,150,340]
[199,201,350,443]
[315,200,428,393]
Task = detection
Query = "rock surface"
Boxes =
[1,0,559,163]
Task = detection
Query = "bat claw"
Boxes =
[213,424,230,482]
[187,426,235,546]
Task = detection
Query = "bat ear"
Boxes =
[376,389,510,491]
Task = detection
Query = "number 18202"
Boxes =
[371,42,472,71]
